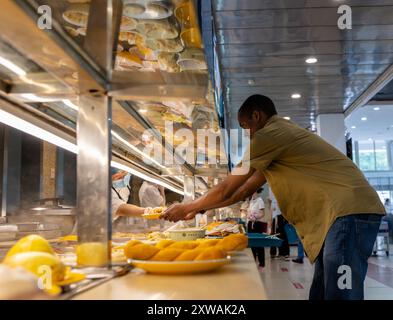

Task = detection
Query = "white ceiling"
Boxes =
[346,103,393,141]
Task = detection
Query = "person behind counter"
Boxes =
[139,181,166,208]
[162,94,386,300]
[112,169,150,219]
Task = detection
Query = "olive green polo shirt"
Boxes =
[243,115,385,263]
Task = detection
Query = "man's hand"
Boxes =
[162,203,195,222]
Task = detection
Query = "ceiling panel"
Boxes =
[215,7,393,29]
[211,0,393,135]
[219,41,393,58]
[227,76,377,87]
[221,53,393,68]
[218,25,393,44]
[214,0,393,11]
[222,65,390,78]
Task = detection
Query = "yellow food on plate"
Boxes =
[175,249,204,261]
[156,239,176,250]
[142,207,165,220]
[195,247,226,261]
[196,239,221,248]
[3,251,66,282]
[152,207,164,214]
[149,248,184,261]
[216,234,248,252]
[124,243,159,260]
[169,241,200,250]
[5,235,54,260]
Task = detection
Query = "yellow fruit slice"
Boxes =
[5,235,54,260]
[3,251,66,282]
[44,284,62,296]
[56,272,86,286]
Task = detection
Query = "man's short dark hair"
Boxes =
[238,94,277,118]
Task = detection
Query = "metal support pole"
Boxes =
[76,0,122,268]
[1,127,8,218]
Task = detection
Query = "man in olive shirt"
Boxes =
[163,94,385,300]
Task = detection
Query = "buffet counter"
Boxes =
[73,249,267,300]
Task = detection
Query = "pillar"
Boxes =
[316,113,346,154]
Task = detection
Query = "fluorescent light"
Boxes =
[361,117,367,121]
[0,109,77,153]
[20,94,56,103]
[139,109,148,113]
[283,116,291,120]
[305,57,318,64]
[62,99,79,111]
[373,107,380,111]
[0,56,26,76]
[368,138,373,141]
[351,126,356,129]
[111,130,165,169]
[291,93,301,99]
[111,161,184,195]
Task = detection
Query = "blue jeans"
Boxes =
[309,214,382,300]
[297,241,304,259]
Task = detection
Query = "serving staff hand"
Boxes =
[162,203,198,222]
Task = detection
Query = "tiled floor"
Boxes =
[258,246,393,300]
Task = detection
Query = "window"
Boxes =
[375,140,389,170]
[356,140,390,171]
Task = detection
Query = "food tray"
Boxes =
[247,233,283,248]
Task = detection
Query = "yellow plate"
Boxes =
[128,257,231,275]
[141,213,162,220]
[56,272,86,286]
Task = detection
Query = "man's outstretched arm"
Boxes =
[163,168,266,222]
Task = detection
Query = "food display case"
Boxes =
[0,0,265,300]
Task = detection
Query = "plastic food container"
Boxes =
[167,229,206,241]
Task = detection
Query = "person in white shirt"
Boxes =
[139,181,166,208]
[247,188,267,269]
[72,169,150,234]
[111,170,151,230]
